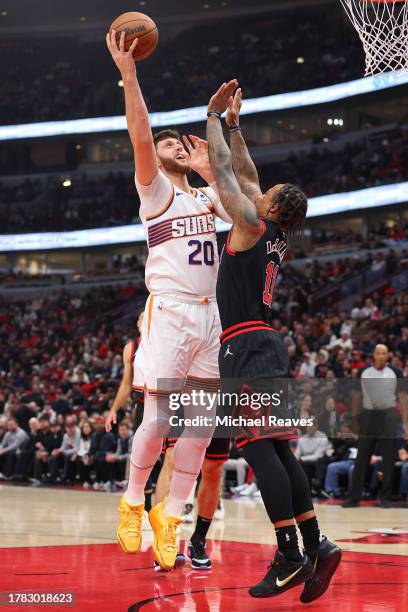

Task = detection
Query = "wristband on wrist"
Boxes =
[229,125,242,133]
[207,111,221,119]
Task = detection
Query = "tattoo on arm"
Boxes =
[230,130,262,202]
[206,117,261,231]
[206,116,232,168]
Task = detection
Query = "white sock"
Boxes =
[124,489,145,506]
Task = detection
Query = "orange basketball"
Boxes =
[109,12,158,61]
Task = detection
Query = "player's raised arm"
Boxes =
[206,82,263,237]
[106,31,157,186]
[182,134,232,223]
[106,342,133,432]
[226,88,262,203]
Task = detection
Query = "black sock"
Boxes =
[144,489,152,512]
[298,516,320,560]
[191,515,212,545]
[275,525,303,562]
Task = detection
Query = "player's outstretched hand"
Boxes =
[106,30,139,77]
[182,135,212,176]
[105,408,117,432]
[208,79,238,116]
[226,88,242,127]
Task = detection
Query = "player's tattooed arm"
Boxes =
[106,30,157,186]
[230,131,262,203]
[226,89,262,203]
[206,114,261,233]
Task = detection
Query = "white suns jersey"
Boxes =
[136,171,219,297]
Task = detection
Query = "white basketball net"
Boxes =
[339,0,408,74]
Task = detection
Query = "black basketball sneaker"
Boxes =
[300,537,342,603]
[249,551,313,598]
[187,539,212,570]
[153,553,186,572]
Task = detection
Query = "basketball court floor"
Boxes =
[0,484,407,611]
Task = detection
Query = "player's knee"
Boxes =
[202,458,224,483]
[138,414,163,438]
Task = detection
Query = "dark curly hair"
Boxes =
[275,183,308,239]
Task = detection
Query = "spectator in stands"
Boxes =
[33,420,63,485]
[295,422,332,492]
[105,421,133,492]
[14,401,38,432]
[0,416,7,444]
[327,330,353,353]
[397,328,408,359]
[88,416,116,490]
[314,350,330,378]
[324,422,358,498]
[361,298,380,320]
[318,396,338,438]
[73,420,93,488]
[299,353,316,378]
[351,301,364,321]
[0,418,29,479]
[223,442,248,493]
[398,444,408,502]
[47,416,80,484]
[12,417,40,481]
[339,315,353,336]
[38,403,57,424]
[52,390,71,416]
[296,393,313,430]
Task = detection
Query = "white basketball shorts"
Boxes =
[133,293,221,393]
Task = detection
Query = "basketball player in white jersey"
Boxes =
[106,31,235,570]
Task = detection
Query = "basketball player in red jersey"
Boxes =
[206,84,341,602]
[107,311,144,433]
[106,311,153,514]
[106,32,234,571]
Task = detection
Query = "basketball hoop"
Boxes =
[339,0,408,75]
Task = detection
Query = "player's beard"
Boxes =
[159,156,191,176]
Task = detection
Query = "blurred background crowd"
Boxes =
[1,282,407,501]
[0,8,362,125]
[1,0,408,506]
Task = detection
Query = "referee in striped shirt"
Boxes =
[343,344,408,508]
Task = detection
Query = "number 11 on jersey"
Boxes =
[263,261,279,307]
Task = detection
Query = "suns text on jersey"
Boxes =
[171,213,215,238]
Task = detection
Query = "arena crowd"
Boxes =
[1,129,406,234]
[1,269,407,501]
[0,8,362,125]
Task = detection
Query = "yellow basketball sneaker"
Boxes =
[149,501,183,570]
[117,496,144,554]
